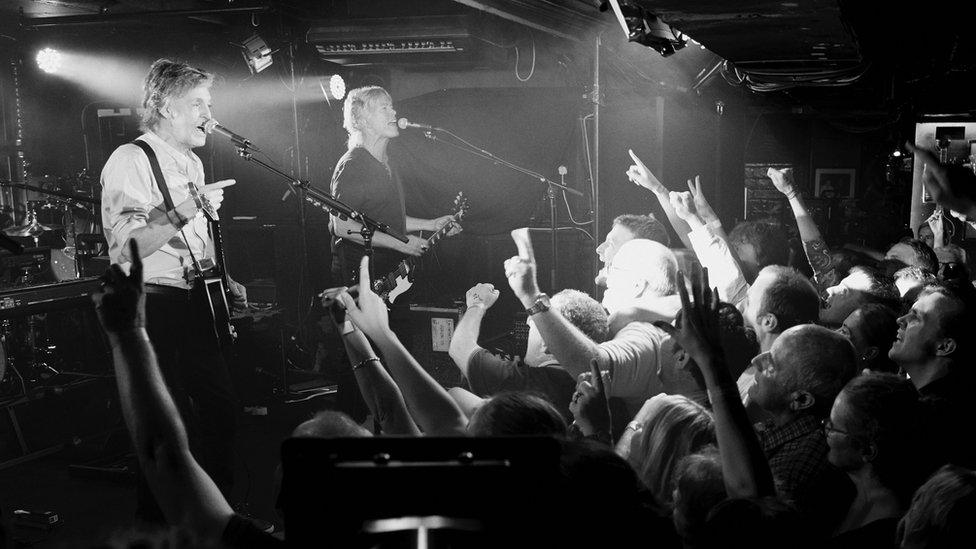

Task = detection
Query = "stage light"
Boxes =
[239,34,273,74]
[892,149,902,157]
[328,74,345,100]
[36,48,63,73]
[605,1,687,57]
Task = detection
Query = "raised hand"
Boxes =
[505,228,541,305]
[569,359,612,437]
[338,256,392,339]
[688,175,720,226]
[907,141,976,218]
[626,149,667,195]
[93,239,146,334]
[766,167,797,199]
[669,190,698,222]
[465,283,500,310]
[653,266,723,378]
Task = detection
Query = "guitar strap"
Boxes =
[130,139,206,277]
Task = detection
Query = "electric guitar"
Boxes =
[187,183,236,348]
[373,192,468,303]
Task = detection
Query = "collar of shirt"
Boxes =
[757,414,822,453]
[141,131,201,176]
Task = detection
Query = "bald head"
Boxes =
[609,239,678,297]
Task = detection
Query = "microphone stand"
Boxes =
[417,128,584,291]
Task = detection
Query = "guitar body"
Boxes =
[372,193,468,304]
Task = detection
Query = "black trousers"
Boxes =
[135,290,239,523]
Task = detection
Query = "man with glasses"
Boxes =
[748,324,858,536]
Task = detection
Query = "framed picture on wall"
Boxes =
[814,168,856,198]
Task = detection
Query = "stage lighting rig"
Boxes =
[603,1,687,57]
[237,34,274,74]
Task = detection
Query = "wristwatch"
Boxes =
[525,293,551,316]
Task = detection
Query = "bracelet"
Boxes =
[353,357,381,371]
[785,190,798,201]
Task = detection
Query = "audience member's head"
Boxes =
[292,410,372,438]
[897,464,976,549]
[894,265,938,300]
[664,303,759,397]
[835,304,901,373]
[728,222,791,283]
[750,324,858,419]
[742,265,820,351]
[886,238,939,274]
[826,373,927,503]
[703,497,812,549]
[889,282,976,388]
[628,394,716,515]
[602,239,678,314]
[595,214,669,286]
[466,392,568,437]
[935,244,970,283]
[821,265,898,326]
[672,446,727,548]
[525,289,608,366]
[917,223,936,250]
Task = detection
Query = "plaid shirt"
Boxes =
[757,415,832,503]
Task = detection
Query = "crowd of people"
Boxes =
[81,60,976,547]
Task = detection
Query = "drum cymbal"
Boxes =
[4,220,62,237]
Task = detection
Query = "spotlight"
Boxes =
[605,1,687,57]
[239,34,273,74]
[36,48,63,74]
[328,74,346,100]
[892,149,902,157]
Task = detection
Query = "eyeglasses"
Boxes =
[821,418,852,437]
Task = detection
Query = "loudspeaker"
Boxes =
[389,303,464,388]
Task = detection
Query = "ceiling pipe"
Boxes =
[20,5,272,29]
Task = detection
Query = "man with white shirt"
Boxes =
[505,238,680,418]
[101,58,243,522]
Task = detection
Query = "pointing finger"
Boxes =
[200,179,236,193]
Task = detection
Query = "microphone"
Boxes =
[397,118,440,131]
[203,119,259,150]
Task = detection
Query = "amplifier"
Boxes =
[389,303,465,388]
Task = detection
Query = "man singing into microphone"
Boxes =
[330,86,460,285]
[100,58,243,523]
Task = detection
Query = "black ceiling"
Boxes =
[3,0,974,118]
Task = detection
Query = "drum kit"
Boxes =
[1,171,101,282]
[0,171,103,398]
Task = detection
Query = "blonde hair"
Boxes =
[632,395,715,515]
[140,59,213,131]
[342,86,391,149]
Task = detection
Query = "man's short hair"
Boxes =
[917,282,976,366]
[612,239,678,298]
[613,214,670,247]
[779,325,858,418]
[551,289,609,343]
[894,265,937,285]
[141,59,213,131]
[756,265,821,332]
[894,238,939,274]
[342,86,391,145]
[728,222,790,269]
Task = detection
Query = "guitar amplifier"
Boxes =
[389,303,465,388]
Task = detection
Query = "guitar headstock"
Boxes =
[452,191,469,221]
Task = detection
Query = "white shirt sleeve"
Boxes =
[100,144,157,264]
[687,223,750,307]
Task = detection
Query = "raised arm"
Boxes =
[626,149,694,249]
[504,254,609,377]
[321,288,419,436]
[655,267,775,499]
[907,141,976,220]
[93,240,232,541]
[767,167,834,288]
[448,283,500,376]
[339,257,467,436]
